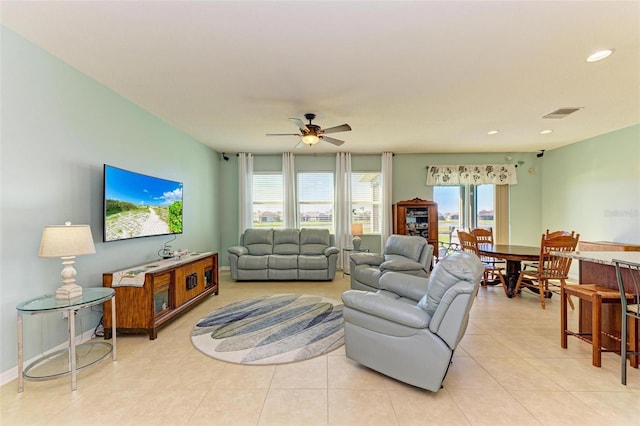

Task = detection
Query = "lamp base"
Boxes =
[352,236,362,251]
[56,284,83,300]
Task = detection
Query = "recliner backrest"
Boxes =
[384,235,427,262]
[273,229,300,255]
[300,228,331,255]
[241,228,274,255]
[417,251,483,316]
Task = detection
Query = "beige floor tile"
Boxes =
[210,363,275,389]
[458,334,519,358]
[388,387,470,425]
[328,389,398,426]
[446,388,539,426]
[474,357,564,391]
[188,389,267,426]
[271,357,327,389]
[328,355,397,389]
[442,357,502,391]
[570,391,640,425]
[523,357,626,391]
[258,389,327,426]
[510,390,608,425]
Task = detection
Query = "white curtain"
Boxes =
[282,152,297,229]
[381,152,393,252]
[335,152,352,269]
[237,152,254,241]
[426,164,518,185]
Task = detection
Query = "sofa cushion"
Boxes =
[300,228,331,255]
[268,254,298,270]
[298,255,329,270]
[273,229,300,255]
[243,229,274,256]
[238,254,269,270]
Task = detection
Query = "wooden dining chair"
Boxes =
[614,259,640,385]
[523,229,576,270]
[514,233,580,309]
[458,230,507,295]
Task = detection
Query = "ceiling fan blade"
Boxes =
[320,135,345,146]
[321,124,352,134]
[289,118,310,133]
[295,141,307,149]
[266,133,301,136]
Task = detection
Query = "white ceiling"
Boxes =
[2,1,639,155]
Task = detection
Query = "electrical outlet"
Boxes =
[62,311,69,319]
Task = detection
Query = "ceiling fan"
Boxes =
[266,113,351,147]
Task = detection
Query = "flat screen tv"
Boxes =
[103,164,183,242]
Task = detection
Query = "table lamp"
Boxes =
[351,223,363,250]
[39,222,96,300]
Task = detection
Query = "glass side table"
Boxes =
[342,246,371,277]
[16,287,117,392]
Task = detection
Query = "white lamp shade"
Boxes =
[39,223,96,258]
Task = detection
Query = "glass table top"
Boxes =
[17,287,114,312]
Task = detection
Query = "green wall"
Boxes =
[541,125,639,244]
[0,28,221,376]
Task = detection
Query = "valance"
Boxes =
[426,164,517,185]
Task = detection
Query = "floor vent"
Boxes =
[542,107,582,119]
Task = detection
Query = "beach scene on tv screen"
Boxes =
[105,167,183,242]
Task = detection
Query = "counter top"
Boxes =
[554,250,640,266]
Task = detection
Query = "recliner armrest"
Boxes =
[379,259,425,273]
[342,290,431,329]
[429,282,476,348]
[350,253,384,266]
[323,246,340,256]
[227,246,248,256]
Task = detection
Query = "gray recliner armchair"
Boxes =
[349,234,434,292]
[341,252,483,392]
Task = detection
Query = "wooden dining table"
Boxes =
[477,244,540,297]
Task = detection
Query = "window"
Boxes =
[298,172,334,231]
[434,184,495,246]
[253,173,284,228]
[352,172,381,234]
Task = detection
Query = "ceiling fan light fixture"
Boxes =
[302,134,320,145]
[586,49,614,63]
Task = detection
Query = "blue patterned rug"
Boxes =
[191,294,344,365]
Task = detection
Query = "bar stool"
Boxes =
[561,284,638,368]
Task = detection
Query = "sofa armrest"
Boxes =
[379,259,425,273]
[378,272,429,302]
[323,246,340,256]
[227,246,248,256]
[342,290,430,329]
[350,252,384,266]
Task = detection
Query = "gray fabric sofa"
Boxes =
[349,234,434,292]
[227,228,340,281]
[341,252,483,392]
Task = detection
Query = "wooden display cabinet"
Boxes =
[103,252,218,340]
[393,198,438,255]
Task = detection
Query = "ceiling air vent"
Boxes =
[542,107,582,119]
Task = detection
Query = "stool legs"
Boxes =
[592,293,602,367]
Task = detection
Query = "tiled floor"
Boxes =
[2,270,639,425]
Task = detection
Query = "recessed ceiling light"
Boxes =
[487,130,499,135]
[586,49,614,63]
[540,129,553,135]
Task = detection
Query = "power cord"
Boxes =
[93,316,104,338]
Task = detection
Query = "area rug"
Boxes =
[191,294,344,365]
